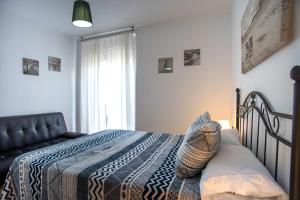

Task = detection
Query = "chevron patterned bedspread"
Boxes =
[0,130,201,200]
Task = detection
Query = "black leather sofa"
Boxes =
[0,112,86,184]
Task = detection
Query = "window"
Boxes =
[79,32,136,133]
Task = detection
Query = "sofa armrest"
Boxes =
[60,132,87,139]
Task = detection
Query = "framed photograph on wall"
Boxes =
[241,0,293,74]
[23,58,39,76]
[184,49,200,66]
[48,56,61,72]
[158,57,173,73]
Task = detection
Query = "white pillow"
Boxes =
[200,144,288,200]
[221,129,241,145]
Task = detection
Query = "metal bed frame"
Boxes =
[235,66,300,200]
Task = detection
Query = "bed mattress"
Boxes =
[0,130,201,200]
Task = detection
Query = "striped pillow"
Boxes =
[176,120,221,179]
[184,112,211,142]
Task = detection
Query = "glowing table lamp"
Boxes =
[218,120,231,129]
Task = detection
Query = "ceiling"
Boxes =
[1,0,233,37]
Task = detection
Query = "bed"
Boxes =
[1,130,201,200]
[1,66,300,200]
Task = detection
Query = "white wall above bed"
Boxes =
[0,8,76,131]
[135,16,233,134]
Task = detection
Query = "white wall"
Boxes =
[231,0,300,192]
[136,16,233,134]
[0,8,76,131]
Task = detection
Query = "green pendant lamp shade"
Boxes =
[72,0,93,28]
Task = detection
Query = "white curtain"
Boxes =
[79,32,136,133]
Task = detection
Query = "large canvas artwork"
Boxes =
[241,0,293,74]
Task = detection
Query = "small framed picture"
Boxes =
[23,58,39,76]
[184,49,200,66]
[158,57,173,73]
[48,56,61,72]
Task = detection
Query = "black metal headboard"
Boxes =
[235,66,300,200]
[235,89,292,181]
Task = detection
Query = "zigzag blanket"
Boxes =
[0,130,201,200]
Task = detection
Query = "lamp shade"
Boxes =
[72,0,93,28]
[218,120,231,129]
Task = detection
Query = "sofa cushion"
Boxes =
[0,153,16,184]
[59,132,87,139]
[0,113,67,152]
